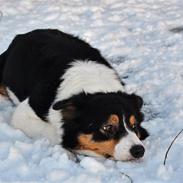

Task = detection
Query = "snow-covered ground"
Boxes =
[0,0,183,182]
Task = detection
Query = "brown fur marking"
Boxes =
[107,114,119,125]
[77,134,119,156]
[129,115,136,126]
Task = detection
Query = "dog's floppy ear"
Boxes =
[53,99,79,120]
[136,95,143,109]
[53,99,73,110]
[131,94,143,109]
[138,126,149,140]
[53,93,90,111]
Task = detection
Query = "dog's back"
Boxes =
[0,29,109,101]
[0,29,113,119]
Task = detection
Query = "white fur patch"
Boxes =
[55,60,124,102]
[47,60,125,139]
[11,99,61,145]
[114,123,144,161]
[47,107,63,141]
[6,87,20,105]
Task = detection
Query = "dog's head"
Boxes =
[53,92,149,161]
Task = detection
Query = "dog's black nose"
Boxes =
[130,145,145,159]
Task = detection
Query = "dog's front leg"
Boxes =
[11,99,61,145]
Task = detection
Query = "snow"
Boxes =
[0,0,183,182]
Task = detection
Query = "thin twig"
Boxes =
[119,171,133,183]
[163,129,183,165]
[170,26,183,33]
[72,151,81,163]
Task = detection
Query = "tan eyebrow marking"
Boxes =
[129,115,136,126]
[108,114,119,125]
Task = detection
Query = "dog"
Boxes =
[0,29,149,161]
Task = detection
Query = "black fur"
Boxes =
[0,29,111,120]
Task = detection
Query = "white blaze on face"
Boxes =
[114,122,144,161]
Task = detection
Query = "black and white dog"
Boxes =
[0,29,148,161]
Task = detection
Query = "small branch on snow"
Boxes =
[163,129,183,165]
[119,171,133,183]
[170,26,183,33]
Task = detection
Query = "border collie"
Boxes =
[0,29,148,161]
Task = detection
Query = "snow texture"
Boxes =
[0,0,183,182]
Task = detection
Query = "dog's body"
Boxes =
[0,29,148,161]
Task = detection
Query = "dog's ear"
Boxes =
[119,92,144,110]
[52,95,90,120]
[131,94,143,109]
[53,99,79,120]
[53,99,73,110]
[138,126,149,140]
[53,93,90,111]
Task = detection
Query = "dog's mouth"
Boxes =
[104,154,113,159]
[72,146,145,162]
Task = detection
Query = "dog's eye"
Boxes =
[101,124,117,136]
[103,124,113,132]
